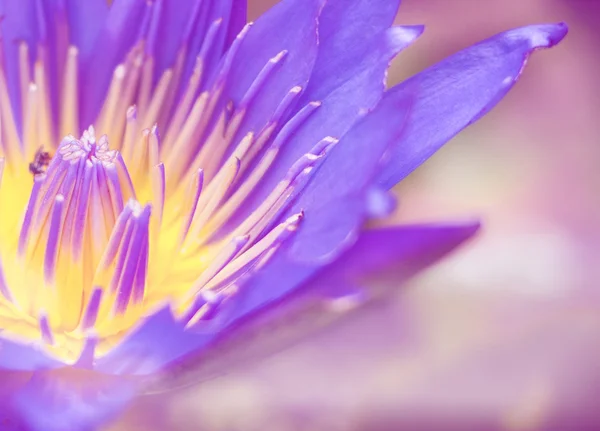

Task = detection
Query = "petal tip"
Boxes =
[521,22,569,49]
[399,24,425,40]
[548,22,569,46]
[463,219,482,236]
[391,24,425,46]
[436,219,482,239]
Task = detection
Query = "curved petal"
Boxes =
[376,23,568,189]
[11,368,135,431]
[80,0,149,126]
[182,220,481,382]
[302,0,402,102]
[226,0,248,47]
[0,0,37,122]
[65,0,108,61]
[80,0,247,125]
[315,221,481,289]
[234,220,480,319]
[0,338,62,371]
[221,0,324,143]
[225,22,422,233]
[97,220,479,376]
[256,25,423,205]
[151,0,245,89]
[283,85,414,263]
[0,0,59,130]
[150,0,200,76]
[178,0,248,93]
[95,306,213,375]
[0,370,31,430]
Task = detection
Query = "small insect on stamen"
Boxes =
[29,148,52,177]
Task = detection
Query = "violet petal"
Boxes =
[95,306,212,375]
[283,87,414,263]
[65,0,108,61]
[12,368,135,431]
[376,22,569,189]
[222,0,324,144]
[316,221,482,284]
[226,20,422,234]
[0,338,61,371]
[221,221,481,343]
[80,0,149,126]
[0,0,40,129]
[96,221,479,375]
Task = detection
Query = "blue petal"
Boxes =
[220,221,480,342]
[376,23,568,189]
[222,0,324,143]
[316,221,481,284]
[65,0,108,61]
[78,0,246,125]
[217,91,413,319]
[80,0,149,126]
[284,86,414,263]
[302,0,402,101]
[12,368,135,431]
[0,337,62,371]
[178,0,247,96]
[225,0,247,47]
[224,17,421,233]
[150,0,199,76]
[0,0,42,130]
[96,220,479,376]
[151,0,242,81]
[95,306,212,375]
[266,25,422,200]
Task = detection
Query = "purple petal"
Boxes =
[0,338,62,371]
[0,0,41,129]
[269,25,423,198]
[283,86,414,263]
[11,368,135,431]
[150,0,199,76]
[178,0,247,95]
[152,1,242,80]
[97,220,479,376]
[226,21,422,233]
[301,0,402,101]
[80,0,150,126]
[225,0,247,47]
[376,23,568,189]
[315,221,481,286]
[95,306,213,375]
[0,371,30,430]
[222,0,324,142]
[0,0,40,46]
[65,0,108,61]
[221,221,480,344]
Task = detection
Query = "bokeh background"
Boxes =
[111,0,600,430]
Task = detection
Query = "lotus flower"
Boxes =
[0,0,566,429]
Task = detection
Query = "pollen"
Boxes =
[0,20,336,363]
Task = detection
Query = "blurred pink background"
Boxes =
[110,1,600,430]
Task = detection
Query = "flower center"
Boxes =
[0,21,334,364]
